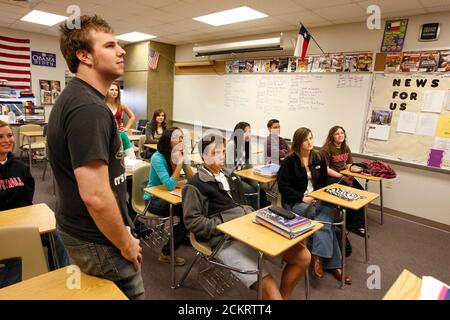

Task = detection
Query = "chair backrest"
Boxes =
[19,124,44,144]
[137,135,146,159]
[131,162,151,215]
[189,232,212,256]
[0,226,48,281]
[137,119,149,131]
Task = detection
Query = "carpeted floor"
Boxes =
[31,160,450,300]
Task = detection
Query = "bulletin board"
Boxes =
[364,73,450,170]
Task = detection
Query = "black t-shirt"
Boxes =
[47,77,131,244]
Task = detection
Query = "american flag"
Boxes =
[149,49,160,70]
[0,35,31,89]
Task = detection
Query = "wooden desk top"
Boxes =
[340,169,383,181]
[127,134,145,142]
[19,131,43,137]
[0,203,55,234]
[144,143,157,150]
[309,183,379,211]
[0,266,128,300]
[217,210,323,257]
[144,185,182,205]
[234,168,277,184]
[383,269,422,300]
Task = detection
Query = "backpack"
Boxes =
[360,160,397,179]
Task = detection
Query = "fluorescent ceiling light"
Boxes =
[193,6,267,26]
[116,32,156,43]
[20,10,67,26]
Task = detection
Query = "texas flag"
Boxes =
[294,24,311,62]
[387,21,401,31]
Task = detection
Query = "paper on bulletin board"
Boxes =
[397,111,418,134]
[416,113,438,136]
[368,124,390,140]
[434,137,450,161]
[422,90,445,113]
[435,115,450,138]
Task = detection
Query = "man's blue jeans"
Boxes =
[59,230,145,300]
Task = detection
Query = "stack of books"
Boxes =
[255,208,315,239]
[124,158,144,172]
[169,187,182,197]
[253,163,280,177]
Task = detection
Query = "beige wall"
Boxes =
[174,11,450,227]
[123,42,149,123]
[176,11,450,62]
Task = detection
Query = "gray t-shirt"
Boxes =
[47,77,131,244]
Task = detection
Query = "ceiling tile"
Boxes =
[245,0,304,15]
[291,0,353,10]
[356,0,423,13]
[312,3,367,20]
[418,0,450,7]
[425,5,450,12]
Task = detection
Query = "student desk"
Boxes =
[20,130,44,169]
[340,169,385,224]
[383,269,422,300]
[234,168,277,209]
[0,203,60,269]
[143,185,181,289]
[144,143,157,150]
[0,266,128,300]
[309,183,379,287]
[217,210,323,300]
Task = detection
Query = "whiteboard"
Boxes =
[173,73,373,152]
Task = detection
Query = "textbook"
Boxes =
[255,208,315,239]
[253,164,280,177]
[438,50,450,72]
[401,52,420,72]
[256,208,312,230]
[384,52,403,73]
[419,51,439,72]
[124,158,144,172]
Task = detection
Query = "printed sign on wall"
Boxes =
[31,51,56,67]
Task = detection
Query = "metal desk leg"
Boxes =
[364,205,369,263]
[341,208,347,288]
[379,180,384,225]
[256,183,261,210]
[49,232,60,269]
[257,251,264,300]
[170,204,175,289]
[305,265,310,300]
[28,136,32,169]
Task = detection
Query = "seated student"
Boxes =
[142,109,167,159]
[144,127,193,266]
[320,126,366,237]
[277,127,351,284]
[182,133,311,300]
[0,120,70,287]
[226,122,268,208]
[266,119,289,164]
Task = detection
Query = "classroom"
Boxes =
[0,0,449,302]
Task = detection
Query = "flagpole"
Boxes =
[300,22,326,55]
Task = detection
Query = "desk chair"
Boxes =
[0,226,48,283]
[131,163,170,248]
[136,135,146,160]
[18,124,45,164]
[177,233,255,299]
[136,119,149,134]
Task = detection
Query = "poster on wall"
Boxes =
[381,19,408,52]
[39,80,61,105]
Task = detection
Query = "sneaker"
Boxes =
[158,253,185,266]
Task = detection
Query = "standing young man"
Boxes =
[47,15,144,299]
